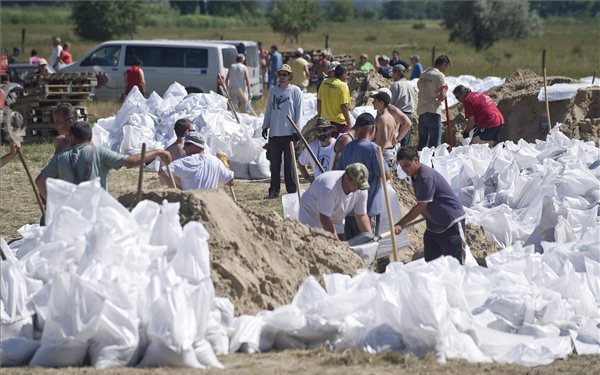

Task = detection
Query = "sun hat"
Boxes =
[315,118,334,130]
[295,47,304,55]
[184,131,206,148]
[38,58,48,65]
[392,64,406,73]
[345,163,370,190]
[328,61,341,72]
[277,64,293,74]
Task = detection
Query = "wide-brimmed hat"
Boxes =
[315,118,334,130]
[38,58,48,65]
[184,131,206,148]
[392,64,406,73]
[345,163,369,190]
[277,64,293,74]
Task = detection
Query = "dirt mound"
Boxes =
[118,190,364,315]
[347,71,392,109]
[449,69,600,144]
[389,177,500,266]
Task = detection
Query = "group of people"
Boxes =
[9,36,73,70]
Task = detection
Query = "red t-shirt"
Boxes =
[125,66,144,93]
[59,51,72,65]
[463,92,504,129]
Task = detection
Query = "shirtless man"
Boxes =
[52,103,77,154]
[371,88,399,171]
[166,118,194,161]
[387,104,412,146]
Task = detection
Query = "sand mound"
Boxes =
[449,69,600,144]
[347,71,392,109]
[118,190,364,315]
[389,177,500,266]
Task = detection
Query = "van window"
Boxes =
[222,48,237,68]
[125,46,208,68]
[82,45,121,67]
[245,45,258,68]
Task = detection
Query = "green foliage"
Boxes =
[1,5,71,24]
[530,1,600,17]
[441,0,540,51]
[325,1,354,23]
[72,0,145,41]
[412,22,426,30]
[382,1,441,20]
[170,0,198,15]
[268,1,322,44]
[205,1,262,17]
[364,35,377,42]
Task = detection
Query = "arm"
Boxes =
[298,164,313,183]
[341,103,352,127]
[333,134,351,170]
[225,69,231,88]
[464,117,477,134]
[374,55,381,70]
[355,213,372,234]
[0,142,20,168]
[123,149,171,168]
[158,167,182,189]
[35,174,47,201]
[394,202,427,233]
[319,213,336,236]
[317,99,322,117]
[244,69,251,94]
[304,63,310,80]
[139,69,146,87]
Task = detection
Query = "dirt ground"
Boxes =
[2,350,598,374]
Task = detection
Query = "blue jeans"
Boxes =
[417,112,441,150]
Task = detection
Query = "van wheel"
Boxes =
[185,87,203,94]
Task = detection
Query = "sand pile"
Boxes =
[389,177,500,266]
[347,71,392,109]
[449,69,600,144]
[118,189,364,315]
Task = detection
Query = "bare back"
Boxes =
[374,110,397,149]
[166,141,186,161]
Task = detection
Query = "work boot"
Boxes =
[375,256,390,273]
[267,191,279,199]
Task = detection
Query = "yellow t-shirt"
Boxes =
[290,57,309,88]
[317,77,351,124]
[416,67,446,116]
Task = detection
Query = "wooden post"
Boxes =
[237,87,258,117]
[17,149,45,216]
[286,115,324,173]
[165,164,177,189]
[444,97,453,147]
[21,29,26,52]
[542,49,546,74]
[289,141,301,204]
[218,85,240,124]
[325,34,329,49]
[136,143,146,204]
[543,68,552,130]
[376,146,399,262]
[431,46,436,66]
[592,70,597,85]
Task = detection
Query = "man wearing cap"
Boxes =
[166,118,194,161]
[453,85,504,147]
[390,64,417,145]
[394,146,466,264]
[336,113,390,238]
[262,64,303,199]
[356,54,374,73]
[35,58,50,75]
[298,118,336,183]
[226,53,252,113]
[317,64,352,138]
[410,55,423,80]
[374,55,393,79]
[8,47,21,64]
[290,48,310,92]
[299,163,372,239]
[416,55,451,150]
[159,132,234,191]
[313,50,331,90]
[36,121,172,200]
[49,36,63,69]
[371,89,398,171]
[268,45,283,87]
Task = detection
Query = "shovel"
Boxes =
[347,217,425,247]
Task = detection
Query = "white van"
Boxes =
[58,40,238,100]
[202,40,263,99]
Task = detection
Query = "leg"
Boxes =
[428,113,442,148]
[441,221,465,265]
[343,215,361,240]
[268,137,284,197]
[417,114,429,151]
[423,230,444,262]
[282,138,297,194]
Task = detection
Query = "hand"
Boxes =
[462,130,469,139]
[10,141,20,155]
[393,224,403,235]
[291,133,300,142]
[158,150,172,165]
[262,128,269,140]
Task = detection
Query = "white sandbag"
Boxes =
[377,182,411,258]
[229,161,250,180]
[0,337,40,366]
[149,200,183,259]
[248,161,271,180]
[170,222,211,281]
[92,121,111,148]
[537,83,597,102]
[228,315,264,353]
[138,340,203,368]
[193,339,223,368]
[281,193,299,220]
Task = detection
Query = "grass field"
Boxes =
[1,5,599,78]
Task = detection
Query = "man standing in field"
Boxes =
[166,118,194,161]
[124,58,146,97]
[390,64,417,146]
[290,48,310,92]
[453,85,504,147]
[226,53,252,113]
[355,53,374,72]
[317,64,352,138]
[416,55,450,150]
[313,50,331,90]
[299,163,372,240]
[49,36,62,69]
[35,121,171,200]
[159,132,234,191]
[261,64,303,199]
[52,102,78,154]
[394,146,466,265]
[371,89,398,171]
[268,45,283,87]
[298,118,336,183]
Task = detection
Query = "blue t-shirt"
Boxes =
[270,52,282,72]
[411,165,465,233]
[336,139,387,216]
[411,63,423,80]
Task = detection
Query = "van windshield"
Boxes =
[222,48,237,69]
[245,45,258,68]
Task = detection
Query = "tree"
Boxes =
[325,1,354,23]
[268,1,321,44]
[72,1,145,41]
[441,1,540,51]
[170,1,198,15]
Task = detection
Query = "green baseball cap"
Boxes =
[345,163,369,190]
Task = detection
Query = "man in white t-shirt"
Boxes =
[226,53,252,113]
[158,132,234,191]
[49,36,63,69]
[298,118,336,183]
[299,163,372,240]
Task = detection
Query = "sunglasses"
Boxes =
[278,72,290,77]
[317,129,331,133]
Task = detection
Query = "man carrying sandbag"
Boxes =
[299,163,372,240]
[394,146,466,264]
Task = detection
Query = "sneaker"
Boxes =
[267,192,279,199]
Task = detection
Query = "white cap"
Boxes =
[296,47,304,55]
[371,87,392,98]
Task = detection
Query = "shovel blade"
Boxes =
[347,232,375,247]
